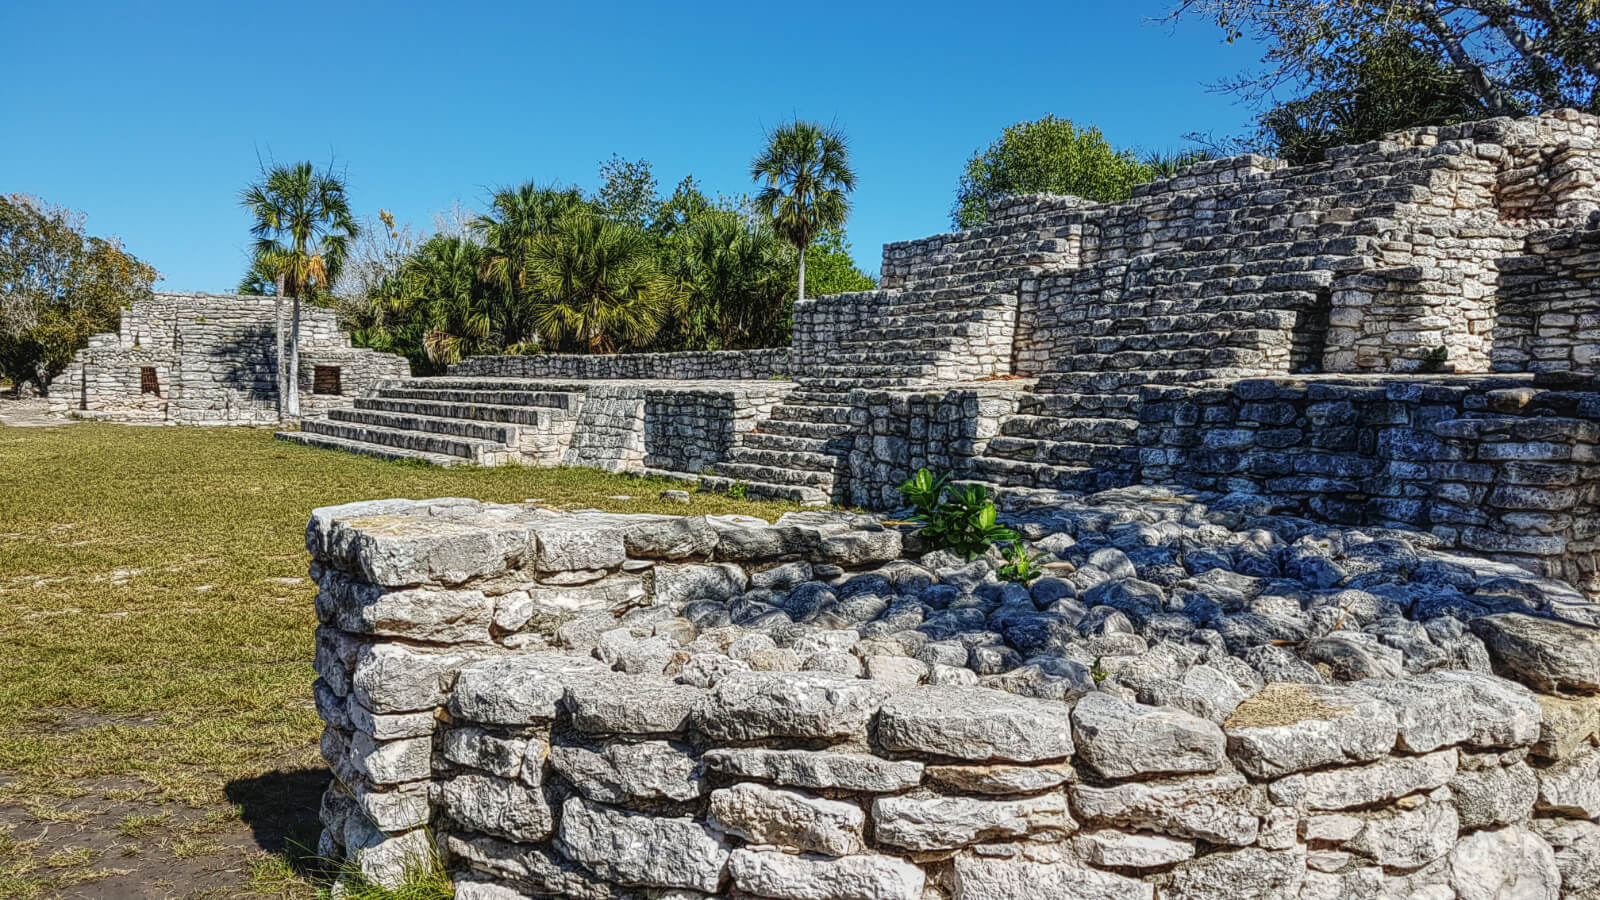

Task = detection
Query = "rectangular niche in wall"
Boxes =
[313,366,342,396]
[1291,288,1333,374]
[139,367,160,395]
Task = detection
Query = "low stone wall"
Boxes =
[1495,219,1600,375]
[450,349,791,381]
[309,497,1600,899]
[1138,375,1600,593]
[846,385,1022,508]
[549,381,792,474]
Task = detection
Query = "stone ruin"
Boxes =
[309,495,1600,899]
[279,109,1600,597]
[56,291,408,424]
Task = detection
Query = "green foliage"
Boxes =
[727,480,749,500]
[596,155,660,229]
[952,116,1155,228]
[0,194,158,395]
[526,213,673,353]
[897,469,1019,560]
[1172,0,1600,160]
[1418,345,1451,373]
[751,120,857,301]
[805,230,878,297]
[997,541,1051,584]
[318,847,454,900]
[239,161,358,301]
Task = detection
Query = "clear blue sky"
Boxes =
[2,1,1261,292]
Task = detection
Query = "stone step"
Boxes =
[737,431,837,454]
[760,418,853,440]
[768,403,853,425]
[722,445,848,474]
[1017,392,1142,419]
[376,386,580,409]
[1051,345,1277,373]
[1068,327,1286,356]
[329,407,518,444]
[275,430,471,467]
[996,414,1142,443]
[966,455,1133,493]
[354,396,564,427]
[299,416,511,464]
[983,435,1140,468]
[699,474,830,507]
[713,460,836,488]
[784,390,855,407]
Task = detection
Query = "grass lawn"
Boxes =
[0,423,795,898]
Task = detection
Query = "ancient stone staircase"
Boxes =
[277,378,581,466]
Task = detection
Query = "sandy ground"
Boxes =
[0,398,77,428]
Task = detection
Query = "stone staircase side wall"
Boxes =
[845,387,1024,509]
[561,383,794,475]
[1493,221,1600,375]
[1138,377,1600,593]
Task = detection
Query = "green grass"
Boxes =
[0,423,797,896]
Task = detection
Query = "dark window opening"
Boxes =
[313,366,342,396]
[1291,288,1333,374]
[139,367,160,395]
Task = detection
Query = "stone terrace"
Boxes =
[282,109,1600,593]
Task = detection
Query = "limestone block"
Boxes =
[1473,613,1600,694]
[709,782,866,856]
[448,834,630,900]
[1450,759,1539,828]
[448,655,608,725]
[1163,846,1306,900]
[437,771,553,842]
[1070,774,1261,845]
[1300,749,1458,811]
[726,848,925,900]
[700,748,923,793]
[1223,683,1399,778]
[1071,692,1227,779]
[875,685,1075,763]
[923,761,1076,795]
[549,739,703,804]
[1345,796,1459,870]
[1073,829,1196,869]
[566,673,705,734]
[871,792,1072,851]
[557,796,730,893]
[1535,742,1600,818]
[691,672,890,742]
[1448,825,1561,900]
[948,853,1152,900]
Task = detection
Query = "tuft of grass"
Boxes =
[322,850,454,900]
[0,424,797,895]
[116,811,169,838]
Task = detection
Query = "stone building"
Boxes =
[283,109,1600,592]
[58,291,409,424]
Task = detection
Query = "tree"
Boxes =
[664,210,793,349]
[596,155,660,229]
[1169,1,1599,157]
[526,213,673,353]
[0,194,157,395]
[952,116,1153,228]
[239,161,359,419]
[751,120,857,302]
[805,230,878,298]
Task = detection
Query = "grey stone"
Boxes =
[726,848,925,900]
[449,655,608,724]
[549,739,703,804]
[1419,669,1543,748]
[709,782,865,856]
[701,748,923,793]
[448,834,630,900]
[656,563,748,606]
[352,642,483,714]
[692,672,890,742]
[863,655,928,687]
[347,732,430,785]
[1532,694,1600,760]
[871,792,1072,851]
[875,685,1074,762]
[1070,692,1227,779]
[557,796,730,892]
[1451,759,1538,828]
[566,674,705,734]
[1531,818,1600,894]
[1345,796,1459,869]
[437,771,553,842]
[1474,613,1600,694]
[1448,825,1561,900]
[1164,846,1306,900]
[1535,742,1600,818]
[1070,774,1261,845]
[1300,749,1458,811]
[441,726,533,780]
[1356,676,1475,753]
[948,853,1152,900]
[1222,683,1399,778]
[1073,829,1196,869]
[621,515,718,558]
[923,761,1075,795]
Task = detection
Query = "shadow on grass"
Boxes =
[225,766,330,865]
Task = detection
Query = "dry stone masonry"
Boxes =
[309,495,1600,899]
[57,292,408,424]
[277,110,1600,598]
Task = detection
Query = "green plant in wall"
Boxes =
[997,541,1051,584]
[727,480,748,500]
[896,469,1018,560]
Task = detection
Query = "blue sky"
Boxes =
[2,1,1262,291]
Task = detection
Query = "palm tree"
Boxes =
[526,213,672,353]
[672,211,792,349]
[401,236,498,366]
[239,161,358,418]
[750,120,856,302]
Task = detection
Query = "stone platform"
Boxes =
[309,496,1600,899]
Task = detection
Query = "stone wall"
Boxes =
[845,386,1022,508]
[549,382,793,474]
[58,292,409,424]
[1137,375,1600,594]
[451,349,791,381]
[308,497,1600,900]
[1494,219,1600,375]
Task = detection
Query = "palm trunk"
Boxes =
[797,248,807,303]
[287,294,302,417]
[273,276,286,421]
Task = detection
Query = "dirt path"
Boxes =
[0,399,76,428]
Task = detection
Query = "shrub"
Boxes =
[997,541,1051,584]
[896,469,1018,560]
